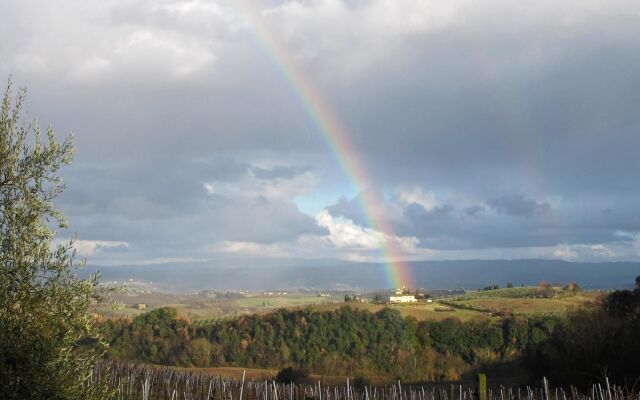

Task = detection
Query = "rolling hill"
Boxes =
[84,258,640,292]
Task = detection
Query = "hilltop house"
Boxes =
[389,295,417,303]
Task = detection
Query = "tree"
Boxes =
[563,282,580,295]
[275,366,308,384]
[536,276,640,385]
[186,338,212,367]
[0,80,109,399]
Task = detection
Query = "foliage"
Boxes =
[535,276,640,385]
[275,367,308,384]
[104,307,192,366]
[101,278,640,385]
[103,305,558,381]
[352,375,372,389]
[0,80,109,399]
[562,283,580,295]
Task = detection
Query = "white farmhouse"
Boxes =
[389,295,417,303]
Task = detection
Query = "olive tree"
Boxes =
[0,80,109,399]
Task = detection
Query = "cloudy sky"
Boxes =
[2,0,640,266]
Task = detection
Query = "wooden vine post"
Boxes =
[478,374,487,400]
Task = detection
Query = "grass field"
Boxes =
[93,287,604,321]
[449,286,558,300]
[93,292,344,320]
[443,287,602,316]
[453,292,600,315]
[306,289,601,321]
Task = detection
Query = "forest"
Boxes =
[101,277,640,386]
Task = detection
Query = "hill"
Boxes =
[95,285,599,321]
[86,259,639,292]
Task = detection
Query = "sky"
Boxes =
[1,0,640,267]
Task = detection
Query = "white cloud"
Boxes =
[3,0,241,86]
[97,257,211,267]
[550,243,619,261]
[64,27,218,85]
[394,186,438,211]
[344,253,375,262]
[315,210,383,250]
[388,241,640,262]
[590,244,615,258]
[553,244,578,260]
[254,0,636,81]
[4,0,640,267]
[71,239,130,257]
[259,0,463,79]
[203,183,216,195]
[315,209,419,253]
[215,241,289,258]
[204,165,318,200]
[615,231,640,256]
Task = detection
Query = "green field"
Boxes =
[304,287,601,320]
[443,286,601,316]
[446,286,565,300]
[93,286,603,322]
[93,291,344,320]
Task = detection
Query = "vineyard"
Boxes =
[92,361,639,400]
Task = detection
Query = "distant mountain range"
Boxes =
[82,258,640,292]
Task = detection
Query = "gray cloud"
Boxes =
[2,0,640,263]
[325,189,640,255]
[326,195,367,226]
[57,157,326,264]
[487,195,552,217]
[251,165,311,180]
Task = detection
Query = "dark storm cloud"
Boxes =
[2,0,640,262]
[465,206,484,216]
[487,195,551,217]
[327,190,640,252]
[328,7,640,199]
[57,157,326,263]
[326,195,367,226]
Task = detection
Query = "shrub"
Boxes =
[275,367,308,384]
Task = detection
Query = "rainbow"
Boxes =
[230,1,413,289]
